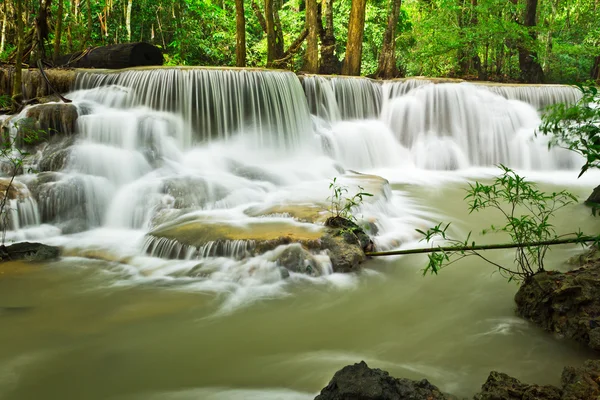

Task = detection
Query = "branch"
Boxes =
[251,0,267,33]
[365,236,597,257]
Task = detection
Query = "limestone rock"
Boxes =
[20,103,79,148]
[315,361,452,400]
[275,244,320,276]
[473,371,561,400]
[0,242,60,262]
[515,260,600,350]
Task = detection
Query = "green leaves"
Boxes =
[539,84,600,179]
[417,166,580,282]
[327,178,373,223]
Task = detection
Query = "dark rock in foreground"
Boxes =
[0,242,60,262]
[515,258,600,351]
[474,360,600,400]
[315,361,452,400]
[586,185,600,205]
[317,360,600,400]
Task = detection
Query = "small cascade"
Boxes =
[380,82,578,170]
[75,68,314,149]
[484,84,582,109]
[302,76,382,121]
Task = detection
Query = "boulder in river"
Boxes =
[18,103,79,148]
[0,242,60,262]
[315,361,452,400]
[515,251,600,351]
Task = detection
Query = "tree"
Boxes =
[235,0,246,67]
[517,0,544,83]
[342,0,367,76]
[374,0,402,78]
[12,0,23,106]
[53,0,64,59]
[317,0,340,74]
[304,0,318,73]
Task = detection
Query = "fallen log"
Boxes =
[55,42,163,69]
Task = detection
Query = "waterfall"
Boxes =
[75,68,314,150]
[0,68,586,274]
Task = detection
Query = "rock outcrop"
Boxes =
[474,360,600,400]
[315,361,452,400]
[515,258,600,351]
[316,360,600,400]
[0,242,60,262]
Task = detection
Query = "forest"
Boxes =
[0,0,599,85]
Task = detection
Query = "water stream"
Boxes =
[0,69,596,399]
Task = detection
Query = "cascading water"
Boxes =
[0,69,587,304]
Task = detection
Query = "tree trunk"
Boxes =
[0,0,7,55]
[126,0,132,42]
[592,56,600,81]
[55,42,163,68]
[374,0,402,79]
[265,0,284,66]
[13,0,23,100]
[518,0,544,83]
[53,0,64,60]
[86,0,92,45]
[303,0,318,72]
[318,0,339,74]
[341,0,367,76]
[235,0,246,67]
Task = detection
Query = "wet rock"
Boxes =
[0,242,60,262]
[276,244,320,276]
[37,137,76,172]
[514,258,600,350]
[473,371,561,400]
[585,185,600,205]
[161,176,228,209]
[19,103,79,148]
[560,359,600,400]
[315,361,452,400]
[474,360,600,400]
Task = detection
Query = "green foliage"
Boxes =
[418,165,581,282]
[539,84,600,178]
[0,95,11,109]
[327,177,373,223]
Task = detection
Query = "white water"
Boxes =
[0,69,589,305]
[1,70,598,400]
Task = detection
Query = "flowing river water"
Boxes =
[0,69,598,399]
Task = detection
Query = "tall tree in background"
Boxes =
[53,0,64,59]
[264,0,284,66]
[13,0,23,102]
[0,0,8,55]
[342,0,367,75]
[374,0,402,78]
[318,0,339,74]
[235,0,246,66]
[517,0,544,83]
[303,0,318,72]
[126,0,133,42]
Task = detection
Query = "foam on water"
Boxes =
[2,68,589,311]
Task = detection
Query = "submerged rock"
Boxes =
[315,361,452,400]
[515,255,600,351]
[0,242,60,262]
[275,243,320,276]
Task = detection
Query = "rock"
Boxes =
[19,103,79,148]
[276,244,320,276]
[320,231,366,273]
[37,137,76,172]
[560,359,600,400]
[514,260,600,350]
[473,360,600,400]
[473,371,561,400]
[244,203,328,224]
[585,185,600,205]
[0,242,60,262]
[315,361,452,400]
